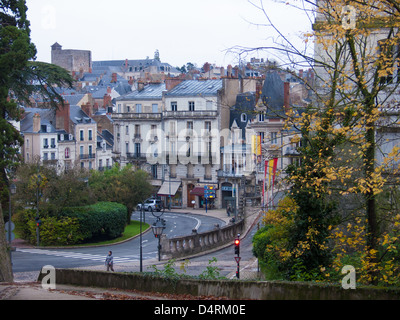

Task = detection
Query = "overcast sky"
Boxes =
[25,0,312,68]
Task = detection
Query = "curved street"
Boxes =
[12,210,227,274]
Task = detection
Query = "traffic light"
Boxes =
[234,238,240,255]
[35,217,42,227]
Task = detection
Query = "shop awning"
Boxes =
[190,184,218,196]
[190,187,205,196]
[157,181,181,196]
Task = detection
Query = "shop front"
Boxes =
[157,181,182,209]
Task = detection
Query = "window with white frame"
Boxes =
[188,101,195,111]
[271,132,278,145]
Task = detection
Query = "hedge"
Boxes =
[61,202,127,243]
[27,216,83,246]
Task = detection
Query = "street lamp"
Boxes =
[139,203,145,273]
[151,219,165,261]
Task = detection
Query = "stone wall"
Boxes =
[41,269,400,300]
[160,219,244,260]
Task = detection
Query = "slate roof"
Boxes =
[92,59,179,74]
[20,108,57,133]
[116,83,166,101]
[97,129,114,149]
[230,92,257,139]
[164,79,223,97]
[70,105,96,125]
[261,72,286,118]
[61,94,86,106]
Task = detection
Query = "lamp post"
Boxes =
[151,219,165,261]
[139,203,144,272]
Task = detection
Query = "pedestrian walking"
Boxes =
[105,251,114,272]
[227,205,232,217]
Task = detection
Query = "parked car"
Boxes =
[137,198,163,212]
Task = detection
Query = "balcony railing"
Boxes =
[217,169,244,178]
[98,166,113,171]
[112,113,162,121]
[80,154,96,160]
[163,111,218,119]
[126,153,147,161]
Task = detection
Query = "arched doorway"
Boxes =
[187,183,196,208]
[221,182,233,208]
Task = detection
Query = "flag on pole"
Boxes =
[272,158,278,186]
[263,160,269,205]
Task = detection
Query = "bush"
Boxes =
[61,202,127,242]
[14,209,84,246]
[13,209,36,241]
[27,216,83,246]
[15,202,128,246]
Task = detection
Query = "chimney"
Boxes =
[299,69,304,79]
[256,80,263,103]
[103,94,112,107]
[128,76,134,86]
[82,102,93,118]
[233,67,239,78]
[125,59,128,69]
[111,73,117,83]
[284,82,290,113]
[227,65,232,78]
[165,77,184,91]
[137,80,145,92]
[33,113,41,133]
[93,102,99,113]
[56,101,70,133]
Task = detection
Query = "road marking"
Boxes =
[16,248,152,264]
[186,216,201,230]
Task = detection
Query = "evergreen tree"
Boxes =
[0,0,73,282]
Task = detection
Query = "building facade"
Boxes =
[51,42,92,74]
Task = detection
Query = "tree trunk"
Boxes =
[365,124,379,285]
[0,205,13,283]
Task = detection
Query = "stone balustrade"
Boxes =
[160,219,244,260]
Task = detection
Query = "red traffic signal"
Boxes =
[35,217,42,227]
[234,238,240,255]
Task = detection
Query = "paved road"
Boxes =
[12,211,225,274]
[173,216,261,279]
